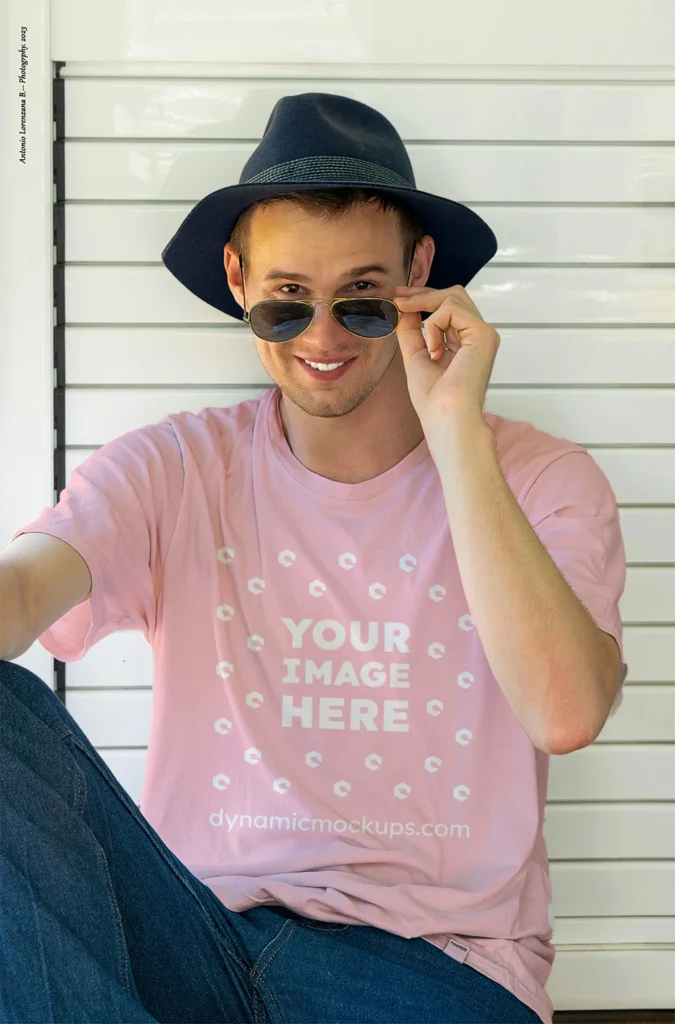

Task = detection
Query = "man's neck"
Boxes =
[277,354,426,485]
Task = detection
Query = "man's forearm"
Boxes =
[433,413,611,756]
[0,562,34,661]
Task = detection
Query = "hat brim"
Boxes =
[161,180,498,323]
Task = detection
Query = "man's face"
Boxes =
[230,202,416,419]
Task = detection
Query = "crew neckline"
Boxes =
[265,387,433,502]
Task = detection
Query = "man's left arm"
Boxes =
[394,281,626,756]
[435,415,624,757]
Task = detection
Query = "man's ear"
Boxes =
[224,243,244,309]
[412,234,435,287]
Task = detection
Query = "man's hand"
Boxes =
[394,283,501,439]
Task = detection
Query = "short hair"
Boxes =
[228,188,427,271]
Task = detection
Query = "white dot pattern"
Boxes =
[214,541,478,831]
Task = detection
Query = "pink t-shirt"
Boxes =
[15,386,628,1024]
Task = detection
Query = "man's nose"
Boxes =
[303,301,348,339]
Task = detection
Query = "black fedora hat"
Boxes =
[161,92,498,322]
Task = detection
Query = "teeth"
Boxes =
[304,360,346,371]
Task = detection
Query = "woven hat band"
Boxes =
[243,155,414,189]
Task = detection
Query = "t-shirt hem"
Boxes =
[421,936,551,1024]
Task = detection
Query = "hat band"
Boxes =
[243,155,414,189]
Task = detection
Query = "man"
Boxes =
[0,93,627,1024]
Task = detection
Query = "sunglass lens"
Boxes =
[249,301,313,342]
[333,299,399,338]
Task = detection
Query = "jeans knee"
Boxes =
[0,659,73,740]
[0,658,51,694]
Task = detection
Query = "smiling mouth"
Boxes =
[296,355,356,365]
[295,356,357,379]
[303,358,349,369]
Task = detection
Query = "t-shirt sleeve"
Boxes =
[520,449,628,719]
[11,421,184,661]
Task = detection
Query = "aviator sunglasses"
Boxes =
[240,249,415,344]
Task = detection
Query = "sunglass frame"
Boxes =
[243,297,402,343]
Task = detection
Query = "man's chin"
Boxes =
[269,348,398,418]
[278,382,372,419]
[284,385,372,415]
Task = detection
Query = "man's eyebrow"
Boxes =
[261,263,392,284]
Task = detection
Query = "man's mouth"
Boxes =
[295,356,357,381]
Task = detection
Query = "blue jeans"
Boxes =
[0,660,543,1024]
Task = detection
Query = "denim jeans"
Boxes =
[0,659,543,1024]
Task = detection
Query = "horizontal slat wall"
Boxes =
[64,264,675,324]
[62,141,675,204]
[68,204,675,265]
[49,0,675,70]
[56,63,675,1011]
[64,385,675,446]
[65,325,675,388]
[59,79,675,140]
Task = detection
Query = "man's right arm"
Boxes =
[0,533,92,661]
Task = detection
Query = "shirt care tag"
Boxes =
[445,938,471,964]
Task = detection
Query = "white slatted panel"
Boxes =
[51,0,675,67]
[63,141,675,204]
[64,384,675,446]
[64,264,675,324]
[68,203,675,265]
[61,78,675,141]
[63,324,675,488]
[54,12,675,1009]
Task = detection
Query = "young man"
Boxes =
[0,93,626,1024]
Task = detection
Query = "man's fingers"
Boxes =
[395,292,445,312]
[425,319,447,360]
[397,292,483,336]
[396,310,426,343]
[395,310,430,365]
